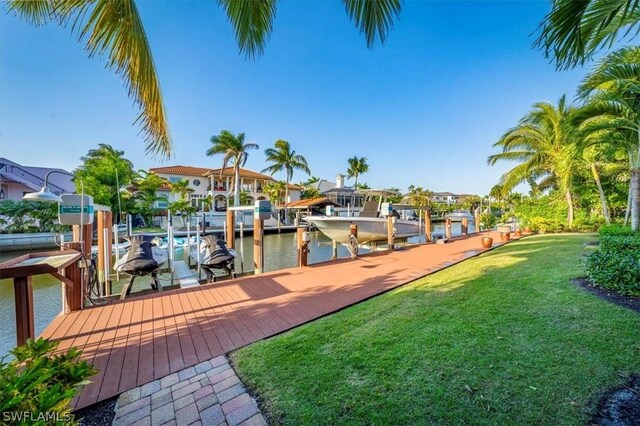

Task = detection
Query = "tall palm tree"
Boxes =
[8,0,402,157]
[347,156,369,189]
[577,46,640,230]
[262,139,310,207]
[487,96,580,227]
[536,0,640,69]
[207,130,259,209]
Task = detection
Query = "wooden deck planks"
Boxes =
[35,231,515,411]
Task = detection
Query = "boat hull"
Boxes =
[305,216,420,244]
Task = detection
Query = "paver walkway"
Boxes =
[112,355,266,426]
[40,231,516,410]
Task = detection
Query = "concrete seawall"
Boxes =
[0,232,72,252]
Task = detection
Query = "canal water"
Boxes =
[0,222,468,355]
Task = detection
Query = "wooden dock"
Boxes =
[40,231,515,410]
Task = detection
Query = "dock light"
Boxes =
[22,170,67,203]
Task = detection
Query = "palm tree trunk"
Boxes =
[234,166,240,207]
[590,163,610,225]
[565,190,574,228]
[624,182,632,226]
[284,179,289,225]
[631,168,640,231]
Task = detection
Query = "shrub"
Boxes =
[598,224,638,237]
[529,216,566,233]
[586,235,640,297]
[480,212,497,230]
[0,338,96,425]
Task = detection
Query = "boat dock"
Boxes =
[40,231,517,410]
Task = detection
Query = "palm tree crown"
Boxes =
[487,96,581,226]
[347,156,369,188]
[207,130,259,207]
[576,46,640,230]
[262,139,310,206]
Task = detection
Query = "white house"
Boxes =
[148,165,302,210]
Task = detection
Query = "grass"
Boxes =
[231,234,640,425]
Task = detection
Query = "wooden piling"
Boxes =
[425,209,432,243]
[226,209,234,249]
[14,276,34,346]
[331,241,338,259]
[296,227,308,267]
[387,215,395,250]
[461,217,468,236]
[475,210,481,232]
[96,211,112,296]
[62,241,84,312]
[350,224,358,239]
[253,218,264,274]
[445,217,452,239]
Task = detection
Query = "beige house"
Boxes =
[149,165,302,211]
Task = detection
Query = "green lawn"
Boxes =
[231,234,640,425]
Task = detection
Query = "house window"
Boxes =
[193,179,201,186]
[169,177,181,183]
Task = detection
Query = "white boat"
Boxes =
[305,216,420,244]
[446,210,474,222]
[306,191,421,244]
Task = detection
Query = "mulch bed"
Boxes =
[74,396,117,426]
[592,375,640,426]
[571,278,640,314]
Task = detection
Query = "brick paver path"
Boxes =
[112,355,266,426]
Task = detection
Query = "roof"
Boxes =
[285,197,340,209]
[150,165,303,190]
[432,192,457,197]
[204,167,268,180]
[150,165,211,176]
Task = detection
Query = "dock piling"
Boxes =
[462,217,469,236]
[425,209,432,243]
[296,227,309,267]
[253,218,264,274]
[226,209,235,249]
[445,217,452,239]
[387,215,395,250]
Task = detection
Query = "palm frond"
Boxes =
[6,0,53,25]
[342,0,401,48]
[218,0,277,59]
[535,0,640,69]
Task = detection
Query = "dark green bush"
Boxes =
[0,338,96,425]
[598,224,638,237]
[586,235,640,297]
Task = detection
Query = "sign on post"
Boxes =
[254,200,272,220]
[59,194,94,225]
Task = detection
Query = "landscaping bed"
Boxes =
[231,234,640,425]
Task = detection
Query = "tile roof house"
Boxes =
[148,165,302,210]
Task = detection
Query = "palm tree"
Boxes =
[487,96,580,227]
[577,46,640,230]
[262,139,310,207]
[347,156,369,189]
[536,0,640,69]
[169,179,193,202]
[207,130,259,209]
[9,0,402,157]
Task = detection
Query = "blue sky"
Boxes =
[1,1,589,195]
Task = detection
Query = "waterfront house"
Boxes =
[306,174,366,208]
[0,158,74,201]
[149,165,302,211]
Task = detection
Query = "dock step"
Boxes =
[174,261,199,288]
